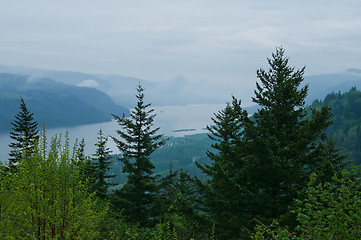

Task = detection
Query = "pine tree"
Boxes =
[198,47,347,238]
[91,128,116,199]
[246,47,347,225]
[153,168,208,238]
[154,168,200,222]
[197,96,252,239]
[8,97,39,170]
[111,84,166,226]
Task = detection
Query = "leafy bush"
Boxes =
[253,167,361,239]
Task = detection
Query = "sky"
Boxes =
[0,0,361,99]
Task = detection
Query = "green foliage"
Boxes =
[151,133,213,177]
[198,47,348,238]
[152,168,211,239]
[107,133,213,188]
[2,49,358,239]
[111,84,166,226]
[0,130,104,239]
[245,48,346,225]
[253,167,361,239]
[91,128,116,199]
[311,87,361,164]
[8,97,39,170]
[294,168,361,239]
[97,211,150,240]
[197,96,252,239]
[74,137,96,190]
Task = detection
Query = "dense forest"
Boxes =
[311,87,361,164]
[1,48,360,239]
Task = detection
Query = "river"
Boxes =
[0,104,228,162]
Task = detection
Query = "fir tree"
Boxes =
[8,97,39,170]
[153,168,208,238]
[78,137,87,162]
[198,47,347,238]
[91,128,115,199]
[74,138,95,189]
[197,96,252,239]
[154,168,200,222]
[111,84,166,226]
[246,47,347,225]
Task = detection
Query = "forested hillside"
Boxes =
[108,133,212,185]
[0,73,129,131]
[311,87,361,164]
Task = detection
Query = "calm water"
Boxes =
[0,104,227,162]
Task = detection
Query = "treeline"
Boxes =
[311,87,361,164]
[0,48,360,239]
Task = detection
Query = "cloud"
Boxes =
[0,0,360,86]
[77,79,99,88]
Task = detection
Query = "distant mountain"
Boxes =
[2,64,361,108]
[304,68,361,104]
[0,65,227,107]
[0,73,129,132]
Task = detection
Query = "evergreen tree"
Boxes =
[199,47,347,238]
[78,137,87,162]
[8,97,39,169]
[74,138,95,189]
[154,168,200,222]
[246,47,347,225]
[91,128,116,199]
[197,96,252,239]
[153,168,209,239]
[111,84,166,226]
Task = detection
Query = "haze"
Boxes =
[0,0,361,104]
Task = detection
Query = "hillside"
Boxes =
[304,68,361,104]
[311,87,361,164]
[0,65,233,107]
[0,73,129,131]
[108,133,212,185]
[2,64,361,108]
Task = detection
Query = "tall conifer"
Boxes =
[199,47,347,238]
[197,96,252,239]
[246,48,347,224]
[111,84,166,226]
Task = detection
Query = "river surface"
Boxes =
[0,104,228,162]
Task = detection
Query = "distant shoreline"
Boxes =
[172,128,196,133]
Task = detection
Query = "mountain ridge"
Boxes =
[1,64,361,108]
[0,73,129,132]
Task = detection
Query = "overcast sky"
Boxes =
[1,0,361,92]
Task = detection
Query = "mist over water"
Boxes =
[0,104,226,162]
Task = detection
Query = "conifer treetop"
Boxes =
[8,97,39,167]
